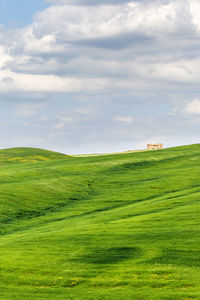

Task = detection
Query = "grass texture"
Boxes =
[1,145,200,299]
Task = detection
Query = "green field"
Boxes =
[1,145,200,299]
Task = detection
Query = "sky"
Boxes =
[0,0,200,154]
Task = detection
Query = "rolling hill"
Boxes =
[1,145,200,299]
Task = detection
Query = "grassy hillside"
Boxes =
[1,145,200,299]
[0,147,69,163]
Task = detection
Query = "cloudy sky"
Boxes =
[0,0,200,154]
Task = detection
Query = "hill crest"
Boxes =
[0,147,70,163]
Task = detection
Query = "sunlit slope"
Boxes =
[1,145,200,299]
[0,147,69,163]
[0,147,75,228]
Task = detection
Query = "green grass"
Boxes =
[1,145,200,299]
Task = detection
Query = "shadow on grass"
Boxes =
[75,247,144,264]
[146,248,200,267]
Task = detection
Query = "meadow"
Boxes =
[1,145,200,299]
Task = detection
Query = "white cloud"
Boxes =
[35,1,193,41]
[183,100,200,115]
[169,107,178,117]
[1,77,14,84]
[14,103,44,117]
[0,46,11,68]
[54,116,75,129]
[0,0,199,108]
[0,69,109,93]
[113,115,134,124]
[0,0,198,95]
[190,0,200,32]
[76,106,96,115]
